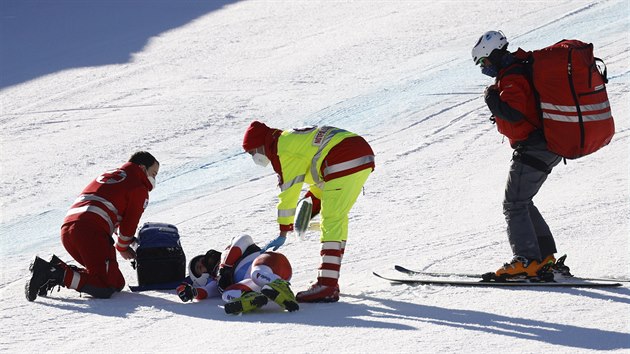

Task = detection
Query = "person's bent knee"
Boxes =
[80,284,117,298]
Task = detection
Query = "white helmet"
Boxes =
[472,30,508,65]
[188,255,209,287]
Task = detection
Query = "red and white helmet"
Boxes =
[472,30,508,65]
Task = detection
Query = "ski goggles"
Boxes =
[476,57,492,68]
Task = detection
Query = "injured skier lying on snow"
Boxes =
[175,234,299,314]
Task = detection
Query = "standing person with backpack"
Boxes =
[25,151,159,301]
[471,31,563,279]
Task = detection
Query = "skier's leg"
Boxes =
[223,234,256,266]
[223,278,267,314]
[503,148,560,261]
[528,203,557,258]
[222,278,258,302]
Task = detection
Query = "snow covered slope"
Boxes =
[1,0,628,352]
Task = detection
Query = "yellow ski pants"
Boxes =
[318,168,371,242]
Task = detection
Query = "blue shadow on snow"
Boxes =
[0,0,240,89]
[35,286,630,351]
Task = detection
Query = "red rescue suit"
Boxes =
[60,162,152,297]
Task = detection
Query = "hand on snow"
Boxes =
[261,235,286,252]
[176,283,198,302]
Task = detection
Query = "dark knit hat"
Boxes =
[242,121,271,151]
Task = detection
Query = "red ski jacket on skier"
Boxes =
[63,162,153,252]
[485,48,540,147]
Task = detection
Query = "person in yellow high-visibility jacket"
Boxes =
[242,121,375,303]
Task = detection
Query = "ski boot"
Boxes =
[26,256,65,302]
[49,254,67,268]
[37,255,69,297]
[295,281,340,303]
[261,279,299,311]
[224,291,268,315]
[541,254,556,266]
[533,262,555,282]
[484,256,553,282]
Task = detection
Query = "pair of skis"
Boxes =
[374,264,627,288]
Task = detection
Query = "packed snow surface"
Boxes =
[1,1,628,352]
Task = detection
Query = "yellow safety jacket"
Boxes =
[271,126,374,230]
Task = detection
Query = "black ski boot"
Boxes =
[224,291,268,314]
[36,255,70,297]
[26,256,65,302]
[49,254,66,267]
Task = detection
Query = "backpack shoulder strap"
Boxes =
[518,54,544,125]
[594,57,608,84]
[501,63,526,77]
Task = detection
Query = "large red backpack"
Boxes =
[525,40,614,159]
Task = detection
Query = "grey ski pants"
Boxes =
[503,145,562,261]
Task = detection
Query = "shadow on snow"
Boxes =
[0,0,240,89]
[36,285,630,351]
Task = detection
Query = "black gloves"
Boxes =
[218,266,234,292]
[176,283,198,302]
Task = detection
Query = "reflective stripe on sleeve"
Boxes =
[118,234,134,242]
[115,234,134,250]
[280,174,305,192]
[278,208,296,218]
